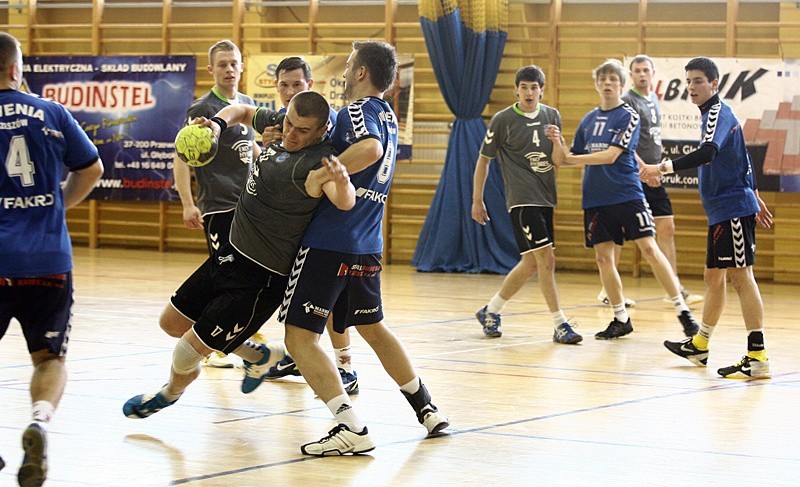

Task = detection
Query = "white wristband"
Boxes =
[658,160,674,175]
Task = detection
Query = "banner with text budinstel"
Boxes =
[22,56,196,200]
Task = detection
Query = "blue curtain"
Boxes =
[412,7,517,273]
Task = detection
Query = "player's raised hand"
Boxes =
[323,155,350,186]
[544,124,564,146]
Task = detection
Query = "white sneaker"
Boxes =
[682,289,704,306]
[202,351,242,368]
[597,289,635,308]
[300,424,375,456]
[421,410,450,435]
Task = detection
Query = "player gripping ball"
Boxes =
[174,124,218,167]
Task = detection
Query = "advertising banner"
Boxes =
[23,55,196,200]
[246,54,413,159]
[624,57,800,192]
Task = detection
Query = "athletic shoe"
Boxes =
[597,289,635,308]
[250,332,268,344]
[402,382,449,435]
[718,355,771,379]
[475,305,502,337]
[421,410,450,435]
[339,368,359,395]
[300,424,375,456]
[553,322,583,344]
[664,289,705,307]
[241,342,286,394]
[594,318,633,340]
[123,389,180,418]
[682,289,704,306]
[202,351,242,368]
[18,423,47,487]
[664,337,708,366]
[0,454,5,472]
[678,310,700,337]
[265,354,302,378]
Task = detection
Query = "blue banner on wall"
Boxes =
[22,55,196,201]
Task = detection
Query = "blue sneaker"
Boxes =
[123,388,180,419]
[475,305,502,337]
[265,354,302,378]
[242,342,286,394]
[339,368,359,395]
[18,423,47,487]
[553,322,583,344]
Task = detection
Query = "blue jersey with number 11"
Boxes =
[0,89,99,277]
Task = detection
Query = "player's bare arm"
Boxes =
[63,159,104,209]
[544,124,567,167]
[304,155,355,210]
[336,137,383,175]
[564,146,625,166]
[172,156,203,229]
[471,155,491,225]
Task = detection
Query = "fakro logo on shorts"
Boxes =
[303,301,330,318]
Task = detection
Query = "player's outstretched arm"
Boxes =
[544,124,566,168]
[472,155,491,225]
[195,105,259,138]
[63,159,103,210]
[336,138,383,175]
[564,146,624,167]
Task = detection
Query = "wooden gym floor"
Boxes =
[1,247,799,486]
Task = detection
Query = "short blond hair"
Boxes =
[593,59,626,85]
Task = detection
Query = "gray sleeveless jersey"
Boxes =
[186,90,256,216]
[622,89,662,164]
[230,109,332,274]
[479,104,561,208]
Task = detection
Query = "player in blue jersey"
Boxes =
[259,56,359,392]
[640,57,773,379]
[0,31,104,487]
[170,40,261,368]
[246,41,449,456]
[548,59,699,340]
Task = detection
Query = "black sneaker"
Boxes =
[594,318,633,340]
[1,454,5,471]
[678,310,699,337]
[664,337,708,366]
[718,355,770,379]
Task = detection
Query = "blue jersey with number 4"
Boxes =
[0,89,100,277]
[302,96,397,254]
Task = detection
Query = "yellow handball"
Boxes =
[174,124,219,167]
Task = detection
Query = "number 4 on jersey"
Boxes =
[5,135,36,186]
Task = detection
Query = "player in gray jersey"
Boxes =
[172,40,263,368]
[615,54,702,307]
[122,91,355,420]
[472,65,582,344]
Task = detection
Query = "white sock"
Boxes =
[327,393,364,432]
[400,377,421,395]
[552,310,568,328]
[487,293,508,314]
[670,293,689,314]
[335,346,352,373]
[698,322,715,341]
[32,400,55,424]
[612,303,629,323]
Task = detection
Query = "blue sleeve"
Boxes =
[59,106,99,170]
[571,116,588,155]
[610,108,638,153]
[703,105,736,150]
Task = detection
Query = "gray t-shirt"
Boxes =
[622,89,662,165]
[186,89,256,216]
[229,109,332,275]
[479,103,561,208]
